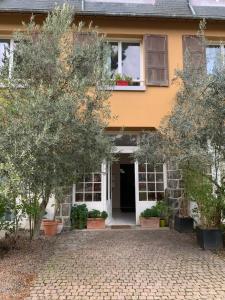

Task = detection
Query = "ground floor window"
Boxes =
[138,163,165,201]
[75,172,102,202]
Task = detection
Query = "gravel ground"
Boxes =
[0,235,56,300]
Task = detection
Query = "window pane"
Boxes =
[76,193,83,202]
[94,174,101,182]
[122,43,140,81]
[139,183,146,191]
[0,40,10,69]
[139,173,146,182]
[147,164,154,172]
[94,183,101,192]
[84,183,92,192]
[139,164,146,172]
[156,173,164,182]
[148,182,155,191]
[76,183,84,192]
[84,174,92,182]
[139,192,147,201]
[147,173,155,182]
[148,192,156,201]
[155,164,163,172]
[156,183,164,191]
[85,193,92,202]
[206,45,220,74]
[93,193,101,201]
[110,42,118,76]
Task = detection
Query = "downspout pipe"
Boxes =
[188,0,196,15]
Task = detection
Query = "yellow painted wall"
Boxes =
[1,13,225,129]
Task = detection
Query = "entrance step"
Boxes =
[110,225,133,229]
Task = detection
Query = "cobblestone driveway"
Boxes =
[26,229,225,300]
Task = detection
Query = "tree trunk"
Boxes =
[32,198,49,239]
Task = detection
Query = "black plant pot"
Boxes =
[174,215,193,233]
[196,227,223,250]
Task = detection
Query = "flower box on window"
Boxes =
[114,74,132,86]
[116,80,129,86]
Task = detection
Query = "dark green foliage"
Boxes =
[88,209,108,219]
[141,206,160,218]
[70,204,88,229]
[101,211,108,220]
[156,201,171,219]
[140,201,169,218]
[183,169,224,228]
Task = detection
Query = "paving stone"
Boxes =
[25,230,225,300]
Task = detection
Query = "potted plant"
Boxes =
[140,205,160,228]
[184,169,224,250]
[70,204,88,229]
[42,219,58,237]
[174,196,194,233]
[87,209,108,229]
[114,73,132,86]
[56,218,64,234]
[157,200,170,227]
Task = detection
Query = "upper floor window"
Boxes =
[0,39,10,69]
[206,44,224,74]
[0,39,15,77]
[109,41,141,86]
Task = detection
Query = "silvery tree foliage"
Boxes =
[137,23,225,225]
[0,5,113,237]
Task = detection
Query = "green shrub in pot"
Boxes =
[70,204,88,229]
[88,209,108,219]
[140,206,160,218]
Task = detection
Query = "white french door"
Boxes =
[135,161,167,224]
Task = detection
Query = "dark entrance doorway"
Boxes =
[120,164,135,212]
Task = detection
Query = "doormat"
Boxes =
[110,225,132,229]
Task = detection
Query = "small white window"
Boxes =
[0,39,10,69]
[0,39,14,77]
[75,172,102,202]
[109,41,142,86]
[206,44,224,74]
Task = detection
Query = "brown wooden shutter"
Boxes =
[144,35,169,86]
[74,32,96,48]
[182,35,206,70]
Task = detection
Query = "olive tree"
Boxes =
[137,22,225,224]
[0,5,113,238]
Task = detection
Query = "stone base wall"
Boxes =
[166,161,184,227]
[55,187,73,230]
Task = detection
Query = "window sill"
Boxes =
[112,85,146,91]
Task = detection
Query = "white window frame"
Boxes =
[206,42,225,74]
[108,38,144,87]
[0,37,15,79]
[138,162,166,202]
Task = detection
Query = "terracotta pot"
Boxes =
[140,217,160,228]
[42,220,57,236]
[116,80,129,86]
[56,220,64,234]
[87,218,105,229]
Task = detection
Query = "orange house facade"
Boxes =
[1,0,225,227]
